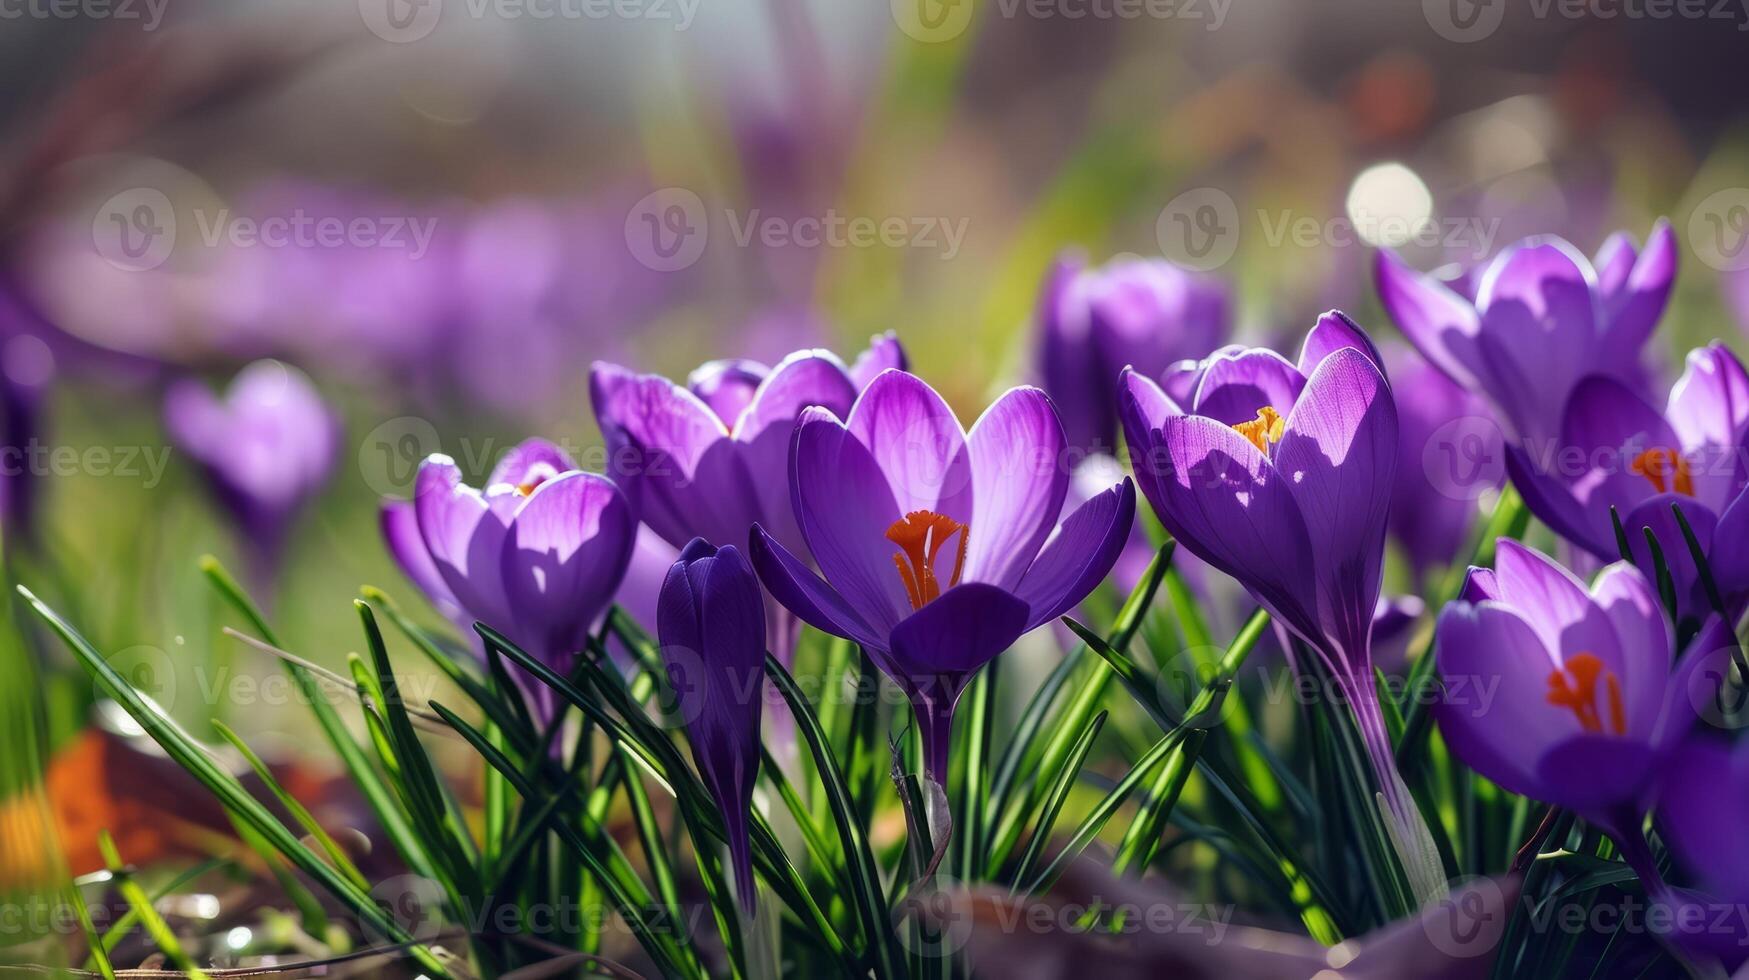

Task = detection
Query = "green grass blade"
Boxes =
[97,832,209,979]
[1007,710,1106,886]
[19,584,453,980]
[210,720,371,894]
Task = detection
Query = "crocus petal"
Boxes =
[487,437,578,491]
[1460,566,1499,603]
[1116,368,1183,444]
[380,499,461,620]
[1491,539,1622,669]
[1711,487,1749,599]
[846,331,908,392]
[1597,220,1676,359]
[790,410,913,634]
[887,582,1032,680]
[1587,562,1673,737]
[414,455,515,629]
[1014,478,1136,630]
[1657,736,1749,902]
[961,387,1069,589]
[687,358,770,427]
[1373,249,1484,391]
[1272,347,1395,667]
[1473,240,1599,439]
[1133,414,1320,643]
[1666,342,1749,473]
[1434,602,1565,800]
[1503,444,1613,559]
[501,471,637,664]
[1190,348,1306,426]
[1297,310,1385,378]
[732,349,858,441]
[845,370,973,520]
[591,362,765,551]
[1534,735,1657,817]
[748,524,887,653]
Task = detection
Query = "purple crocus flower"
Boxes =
[590,334,905,665]
[658,538,767,912]
[1652,733,1749,966]
[1434,540,1728,874]
[0,331,55,549]
[1035,252,1230,457]
[1117,310,1445,902]
[749,370,1135,783]
[1374,223,1677,444]
[1504,342,1749,625]
[1384,344,1501,590]
[164,360,339,593]
[390,440,636,721]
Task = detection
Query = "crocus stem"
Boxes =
[1351,678,1449,907]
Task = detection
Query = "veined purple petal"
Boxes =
[888,582,1031,780]
[1116,368,1183,447]
[500,471,637,666]
[962,387,1069,589]
[1597,220,1676,361]
[1711,487,1749,601]
[1434,601,1565,801]
[749,524,888,653]
[1460,566,1499,604]
[380,499,461,621]
[1473,239,1599,441]
[487,437,578,491]
[1191,348,1306,427]
[1297,310,1385,378]
[414,455,516,630]
[1372,250,1484,391]
[1665,343,1749,488]
[1015,478,1136,629]
[1133,414,1321,643]
[1534,735,1658,816]
[845,370,973,520]
[846,331,908,392]
[1587,562,1674,737]
[1491,539,1623,670]
[590,361,764,551]
[732,349,858,441]
[1272,347,1395,669]
[790,409,913,634]
[688,358,770,427]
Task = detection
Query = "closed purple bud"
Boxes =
[658,538,766,912]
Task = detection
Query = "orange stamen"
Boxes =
[1629,447,1694,497]
[1234,406,1286,453]
[1545,652,1627,736]
[886,510,969,611]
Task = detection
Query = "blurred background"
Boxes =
[2,0,1747,968]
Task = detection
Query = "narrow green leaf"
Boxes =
[98,831,210,979]
[211,720,372,894]
[1008,710,1106,886]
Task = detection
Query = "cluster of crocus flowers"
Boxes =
[657,539,767,913]
[1117,311,1446,902]
[1374,224,1676,444]
[381,438,637,722]
[1034,252,1230,457]
[590,335,905,665]
[1433,541,1725,849]
[163,360,339,594]
[1503,342,1749,626]
[749,369,1135,784]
